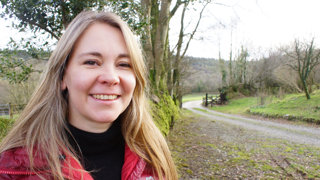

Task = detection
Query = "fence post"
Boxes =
[9,103,13,119]
[205,93,208,107]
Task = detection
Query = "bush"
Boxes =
[0,117,14,141]
[225,83,257,99]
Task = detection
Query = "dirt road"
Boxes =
[183,100,320,147]
[168,100,320,179]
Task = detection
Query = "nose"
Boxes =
[97,66,120,86]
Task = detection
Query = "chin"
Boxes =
[95,114,120,123]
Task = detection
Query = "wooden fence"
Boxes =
[202,93,221,107]
[0,103,25,118]
[0,104,10,117]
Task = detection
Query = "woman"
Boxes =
[0,11,177,180]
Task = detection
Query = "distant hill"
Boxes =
[181,56,222,94]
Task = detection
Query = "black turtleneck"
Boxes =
[66,119,125,180]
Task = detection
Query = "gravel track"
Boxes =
[183,100,320,147]
[169,101,320,179]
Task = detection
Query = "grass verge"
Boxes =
[207,90,320,124]
[182,93,217,103]
[249,90,320,124]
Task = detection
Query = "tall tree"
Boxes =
[235,46,248,84]
[169,0,209,106]
[138,0,183,92]
[218,49,227,86]
[228,29,234,86]
[286,38,320,99]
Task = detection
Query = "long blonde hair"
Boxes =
[0,11,177,180]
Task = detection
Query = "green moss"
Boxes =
[203,143,217,149]
[261,164,274,171]
[150,93,180,136]
[285,147,293,152]
[186,169,193,175]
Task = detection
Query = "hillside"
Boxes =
[249,90,320,124]
[181,57,222,93]
[181,55,320,97]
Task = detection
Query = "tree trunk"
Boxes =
[140,0,154,70]
[229,30,233,85]
[154,0,171,90]
[302,78,311,99]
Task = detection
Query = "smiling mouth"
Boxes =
[92,94,118,100]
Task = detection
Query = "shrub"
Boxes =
[0,117,14,141]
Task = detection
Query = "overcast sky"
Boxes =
[170,0,320,59]
[1,0,320,60]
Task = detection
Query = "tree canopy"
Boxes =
[0,0,107,39]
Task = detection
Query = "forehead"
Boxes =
[71,22,129,56]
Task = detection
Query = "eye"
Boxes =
[84,60,98,66]
[119,62,132,68]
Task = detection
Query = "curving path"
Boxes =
[183,100,320,147]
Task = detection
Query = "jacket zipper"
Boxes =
[0,169,76,179]
[0,169,39,175]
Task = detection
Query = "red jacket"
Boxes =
[0,145,156,180]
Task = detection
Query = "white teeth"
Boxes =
[92,94,117,100]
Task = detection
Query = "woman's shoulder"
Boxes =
[0,147,29,169]
[122,145,158,180]
[0,147,54,179]
[0,147,48,172]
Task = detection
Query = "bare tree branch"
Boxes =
[286,38,320,99]
[181,2,209,58]
[170,0,186,17]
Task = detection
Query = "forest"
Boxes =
[182,45,320,99]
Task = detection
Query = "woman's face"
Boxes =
[62,22,136,133]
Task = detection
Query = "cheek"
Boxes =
[127,75,137,94]
[65,71,94,92]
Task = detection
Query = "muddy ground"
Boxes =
[167,109,320,179]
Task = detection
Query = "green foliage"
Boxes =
[0,49,37,84]
[0,0,107,40]
[219,56,227,86]
[0,117,14,141]
[225,83,257,99]
[195,80,205,93]
[234,46,249,84]
[104,1,147,36]
[150,93,180,136]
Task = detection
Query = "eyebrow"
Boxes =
[79,51,130,59]
[79,51,103,58]
[118,53,130,59]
